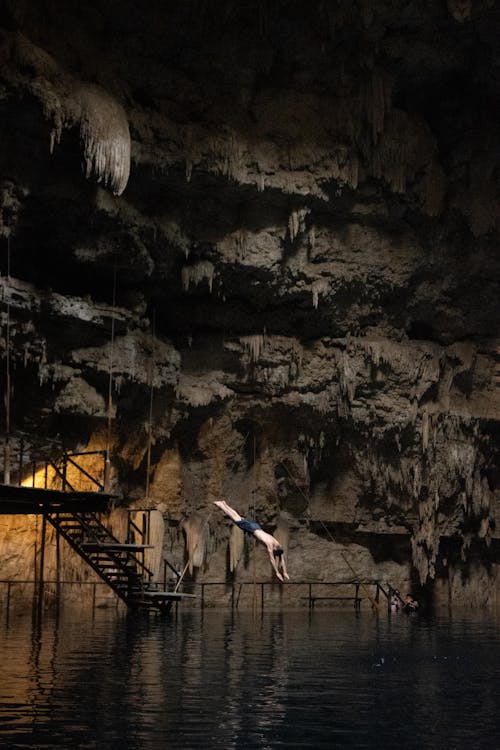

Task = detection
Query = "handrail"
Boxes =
[48,459,76,492]
[0,432,108,494]
[64,454,105,491]
[0,577,396,613]
[59,512,156,581]
[188,578,392,611]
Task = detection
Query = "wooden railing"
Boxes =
[0,578,396,614]
[175,579,393,611]
[1,434,108,493]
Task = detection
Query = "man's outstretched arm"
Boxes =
[280,555,290,581]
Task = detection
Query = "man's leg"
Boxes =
[213,500,243,523]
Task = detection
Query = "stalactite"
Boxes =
[311,278,330,309]
[47,86,130,195]
[210,131,247,183]
[240,334,266,362]
[287,338,304,381]
[8,34,131,196]
[236,230,246,255]
[339,350,356,403]
[181,260,215,292]
[411,492,440,583]
[308,226,316,251]
[182,513,208,575]
[229,524,244,572]
[354,407,491,585]
[422,409,430,452]
[325,145,360,190]
[288,208,310,242]
[73,84,131,196]
[175,373,232,407]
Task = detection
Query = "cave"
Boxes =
[0,0,499,611]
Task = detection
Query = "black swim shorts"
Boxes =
[236,518,262,534]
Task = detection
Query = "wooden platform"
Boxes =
[140,591,197,600]
[81,542,154,552]
[0,484,114,514]
[303,595,362,610]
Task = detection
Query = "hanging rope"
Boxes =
[178,430,253,591]
[279,458,308,505]
[251,431,257,609]
[5,237,11,436]
[227,430,250,573]
[279,461,380,609]
[174,511,213,592]
[104,267,117,490]
[145,309,156,500]
[211,432,250,573]
[3,237,11,484]
[339,551,380,610]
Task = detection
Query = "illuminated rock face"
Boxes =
[0,0,499,608]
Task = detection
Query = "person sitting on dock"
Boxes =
[403,593,419,612]
[213,499,289,582]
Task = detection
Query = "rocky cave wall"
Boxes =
[0,0,499,608]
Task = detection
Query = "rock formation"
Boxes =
[0,0,499,608]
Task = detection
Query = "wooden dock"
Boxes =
[0,483,113,514]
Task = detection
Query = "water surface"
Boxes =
[0,606,499,749]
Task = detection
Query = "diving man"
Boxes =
[213,500,289,582]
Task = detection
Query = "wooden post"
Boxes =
[62,455,67,491]
[55,515,61,603]
[3,435,10,485]
[141,512,147,573]
[6,581,11,623]
[33,517,38,590]
[3,239,11,485]
[103,450,110,493]
[39,514,47,605]
[18,439,24,485]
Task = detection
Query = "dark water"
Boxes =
[0,606,499,750]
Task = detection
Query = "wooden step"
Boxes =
[81,542,154,552]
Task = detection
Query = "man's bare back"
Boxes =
[213,500,289,582]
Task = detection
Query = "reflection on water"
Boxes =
[1,606,500,749]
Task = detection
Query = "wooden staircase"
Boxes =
[47,512,149,607]
[1,438,195,613]
[46,511,195,614]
